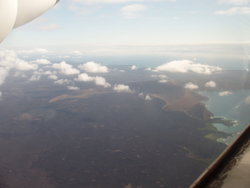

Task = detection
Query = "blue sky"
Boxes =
[2,0,250,55]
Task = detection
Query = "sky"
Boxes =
[2,0,250,56]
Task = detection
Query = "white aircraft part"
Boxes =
[0,0,18,42]
[0,0,58,43]
[14,0,58,28]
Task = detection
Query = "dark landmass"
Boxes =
[0,75,227,188]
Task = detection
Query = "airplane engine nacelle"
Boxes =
[0,0,59,42]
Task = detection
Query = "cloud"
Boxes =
[185,82,199,90]
[54,79,71,85]
[39,24,60,31]
[67,86,80,90]
[48,74,58,80]
[130,65,138,70]
[79,61,109,73]
[244,96,250,104]
[76,73,111,88]
[32,59,51,65]
[29,74,41,81]
[158,79,169,83]
[145,94,152,101]
[218,0,250,5]
[154,60,222,75]
[0,68,9,85]
[0,92,2,100]
[219,91,233,96]
[52,61,80,75]
[0,50,38,85]
[113,84,132,93]
[215,7,250,15]
[121,4,146,18]
[205,81,217,88]
[94,77,111,87]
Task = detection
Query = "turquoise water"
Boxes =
[200,90,250,144]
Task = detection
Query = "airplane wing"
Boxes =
[0,0,59,42]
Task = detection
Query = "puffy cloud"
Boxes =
[154,60,222,75]
[205,81,217,88]
[15,59,38,71]
[67,86,80,90]
[113,84,132,93]
[219,91,233,96]
[218,0,250,5]
[244,96,250,104]
[0,68,9,85]
[32,59,51,65]
[52,61,80,75]
[76,73,94,82]
[215,7,250,15]
[48,74,58,80]
[29,74,41,81]
[79,61,109,73]
[121,4,146,19]
[0,50,39,86]
[185,82,199,90]
[130,65,138,70]
[138,92,144,97]
[54,79,71,85]
[76,73,111,88]
[145,94,152,101]
[158,79,169,83]
[94,76,111,88]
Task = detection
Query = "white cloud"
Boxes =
[215,7,250,15]
[48,74,58,80]
[76,73,93,82]
[205,81,217,88]
[0,92,2,100]
[113,84,132,93]
[67,86,80,90]
[32,59,51,65]
[54,79,71,85]
[29,74,41,81]
[76,73,111,88]
[244,96,250,104]
[219,91,233,96]
[185,82,199,90]
[0,68,9,85]
[0,50,39,86]
[130,65,138,70]
[154,60,222,75]
[121,4,146,19]
[15,59,38,71]
[158,79,169,83]
[145,94,152,101]
[52,61,80,75]
[79,61,109,73]
[94,76,111,87]
[138,92,144,97]
[218,0,250,5]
